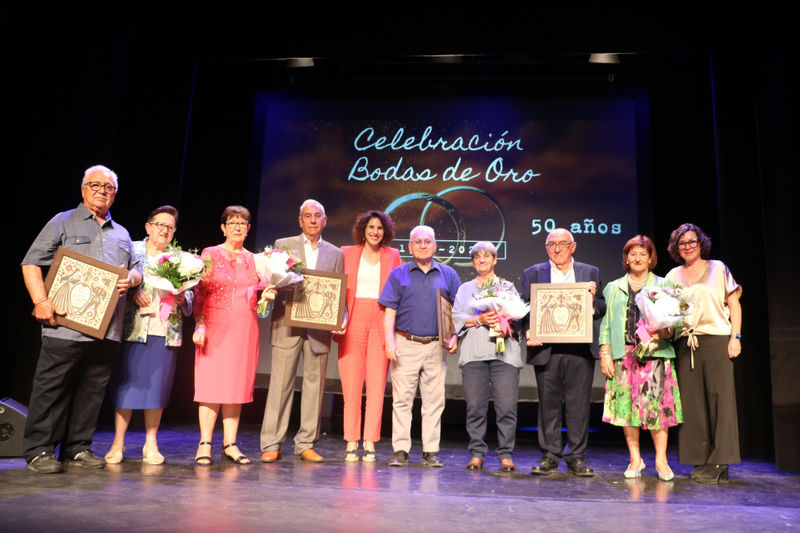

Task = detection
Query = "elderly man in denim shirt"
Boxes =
[379,225,461,468]
[21,165,141,473]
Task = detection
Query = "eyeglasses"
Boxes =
[545,241,574,250]
[85,182,117,193]
[677,238,699,249]
[147,221,176,232]
[226,221,249,228]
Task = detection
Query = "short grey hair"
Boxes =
[81,165,119,191]
[409,225,435,242]
[299,199,325,217]
[469,241,497,258]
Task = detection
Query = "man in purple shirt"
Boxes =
[379,225,461,467]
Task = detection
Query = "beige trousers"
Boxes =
[390,333,446,453]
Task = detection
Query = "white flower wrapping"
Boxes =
[147,251,205,294]
[634,286,686,331]
[253,249,303,289]
[469,294,530,321]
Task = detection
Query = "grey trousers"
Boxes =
[461,359,520,460]
[260,337,328,454]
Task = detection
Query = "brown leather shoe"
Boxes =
[260,449,282,463]
[465,457,484,471]
[298,448,324,463]
[500,458,516,472]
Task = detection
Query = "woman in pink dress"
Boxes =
[192,205,274,465]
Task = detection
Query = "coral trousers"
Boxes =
[338,299,389,442]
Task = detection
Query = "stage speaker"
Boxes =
[0,397,27,457]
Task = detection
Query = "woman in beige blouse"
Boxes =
[666,223,742,483]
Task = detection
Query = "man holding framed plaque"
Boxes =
[521,228,606,477]
[260,199,344,463]
[379,225,461,468]
[21,165,141,473]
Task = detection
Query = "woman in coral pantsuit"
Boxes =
[336,211,402,462]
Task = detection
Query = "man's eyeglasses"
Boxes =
[85,182,117,193]
[677,238,699,249]
[545,241,574,250]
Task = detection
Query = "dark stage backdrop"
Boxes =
[251,93,645,400]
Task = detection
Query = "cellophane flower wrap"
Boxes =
[631,285,691,360]
[147,244,208,293]
[469,276,530,352]
[146,243,209,320]
[253,246,304,318]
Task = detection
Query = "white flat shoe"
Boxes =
[624,460,645,479]
[104,447,125,465]
[142,448,165,465]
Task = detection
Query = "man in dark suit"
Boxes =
[520,228,606,476]
[260,199,344,463]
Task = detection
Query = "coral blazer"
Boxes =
[341,244,402,316]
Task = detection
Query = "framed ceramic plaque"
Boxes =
[43,246,127,339]
[529,282,593,343]
[436,288,455,348]
[284,269,347,331]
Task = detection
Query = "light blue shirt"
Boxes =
[22,203,140,342]
[452,279,524,368]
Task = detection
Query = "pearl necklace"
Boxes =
[628,275,647,291]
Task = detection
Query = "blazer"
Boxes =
[341,244,402,316]
[270,234,345,354]
[520,260,607,365]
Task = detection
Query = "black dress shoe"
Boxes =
[67,450,106,469]
[567,458,594,477]
[388,450,408,467]
[531,457,559,475]
[690,465,706,479]
[694,464,729,484]
[422,452,443,468]
[27,452,63,474]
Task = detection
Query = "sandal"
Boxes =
[222,442,251,465]
[195,441,212,465]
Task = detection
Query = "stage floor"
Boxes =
[1,424,798,532]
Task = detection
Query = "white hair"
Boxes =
[409,225,435,242]
[82,165,119,191]
[299,199,325,217]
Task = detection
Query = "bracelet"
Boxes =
[475,314,482,326]
[33,297,49,306]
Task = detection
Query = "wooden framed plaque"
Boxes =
[42,246,127,339]
[529,282,593,344]
[284,269,347,331]
[436,288,455,348]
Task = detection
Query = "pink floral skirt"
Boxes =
[602,346,683,430]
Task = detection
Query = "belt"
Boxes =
[395,329,439,344]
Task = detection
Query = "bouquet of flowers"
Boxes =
[469,276,530,352]
[146,243,209,319]
[253,246,304,318]
[631,285,691,360]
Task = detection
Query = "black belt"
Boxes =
[395,330,439,344]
